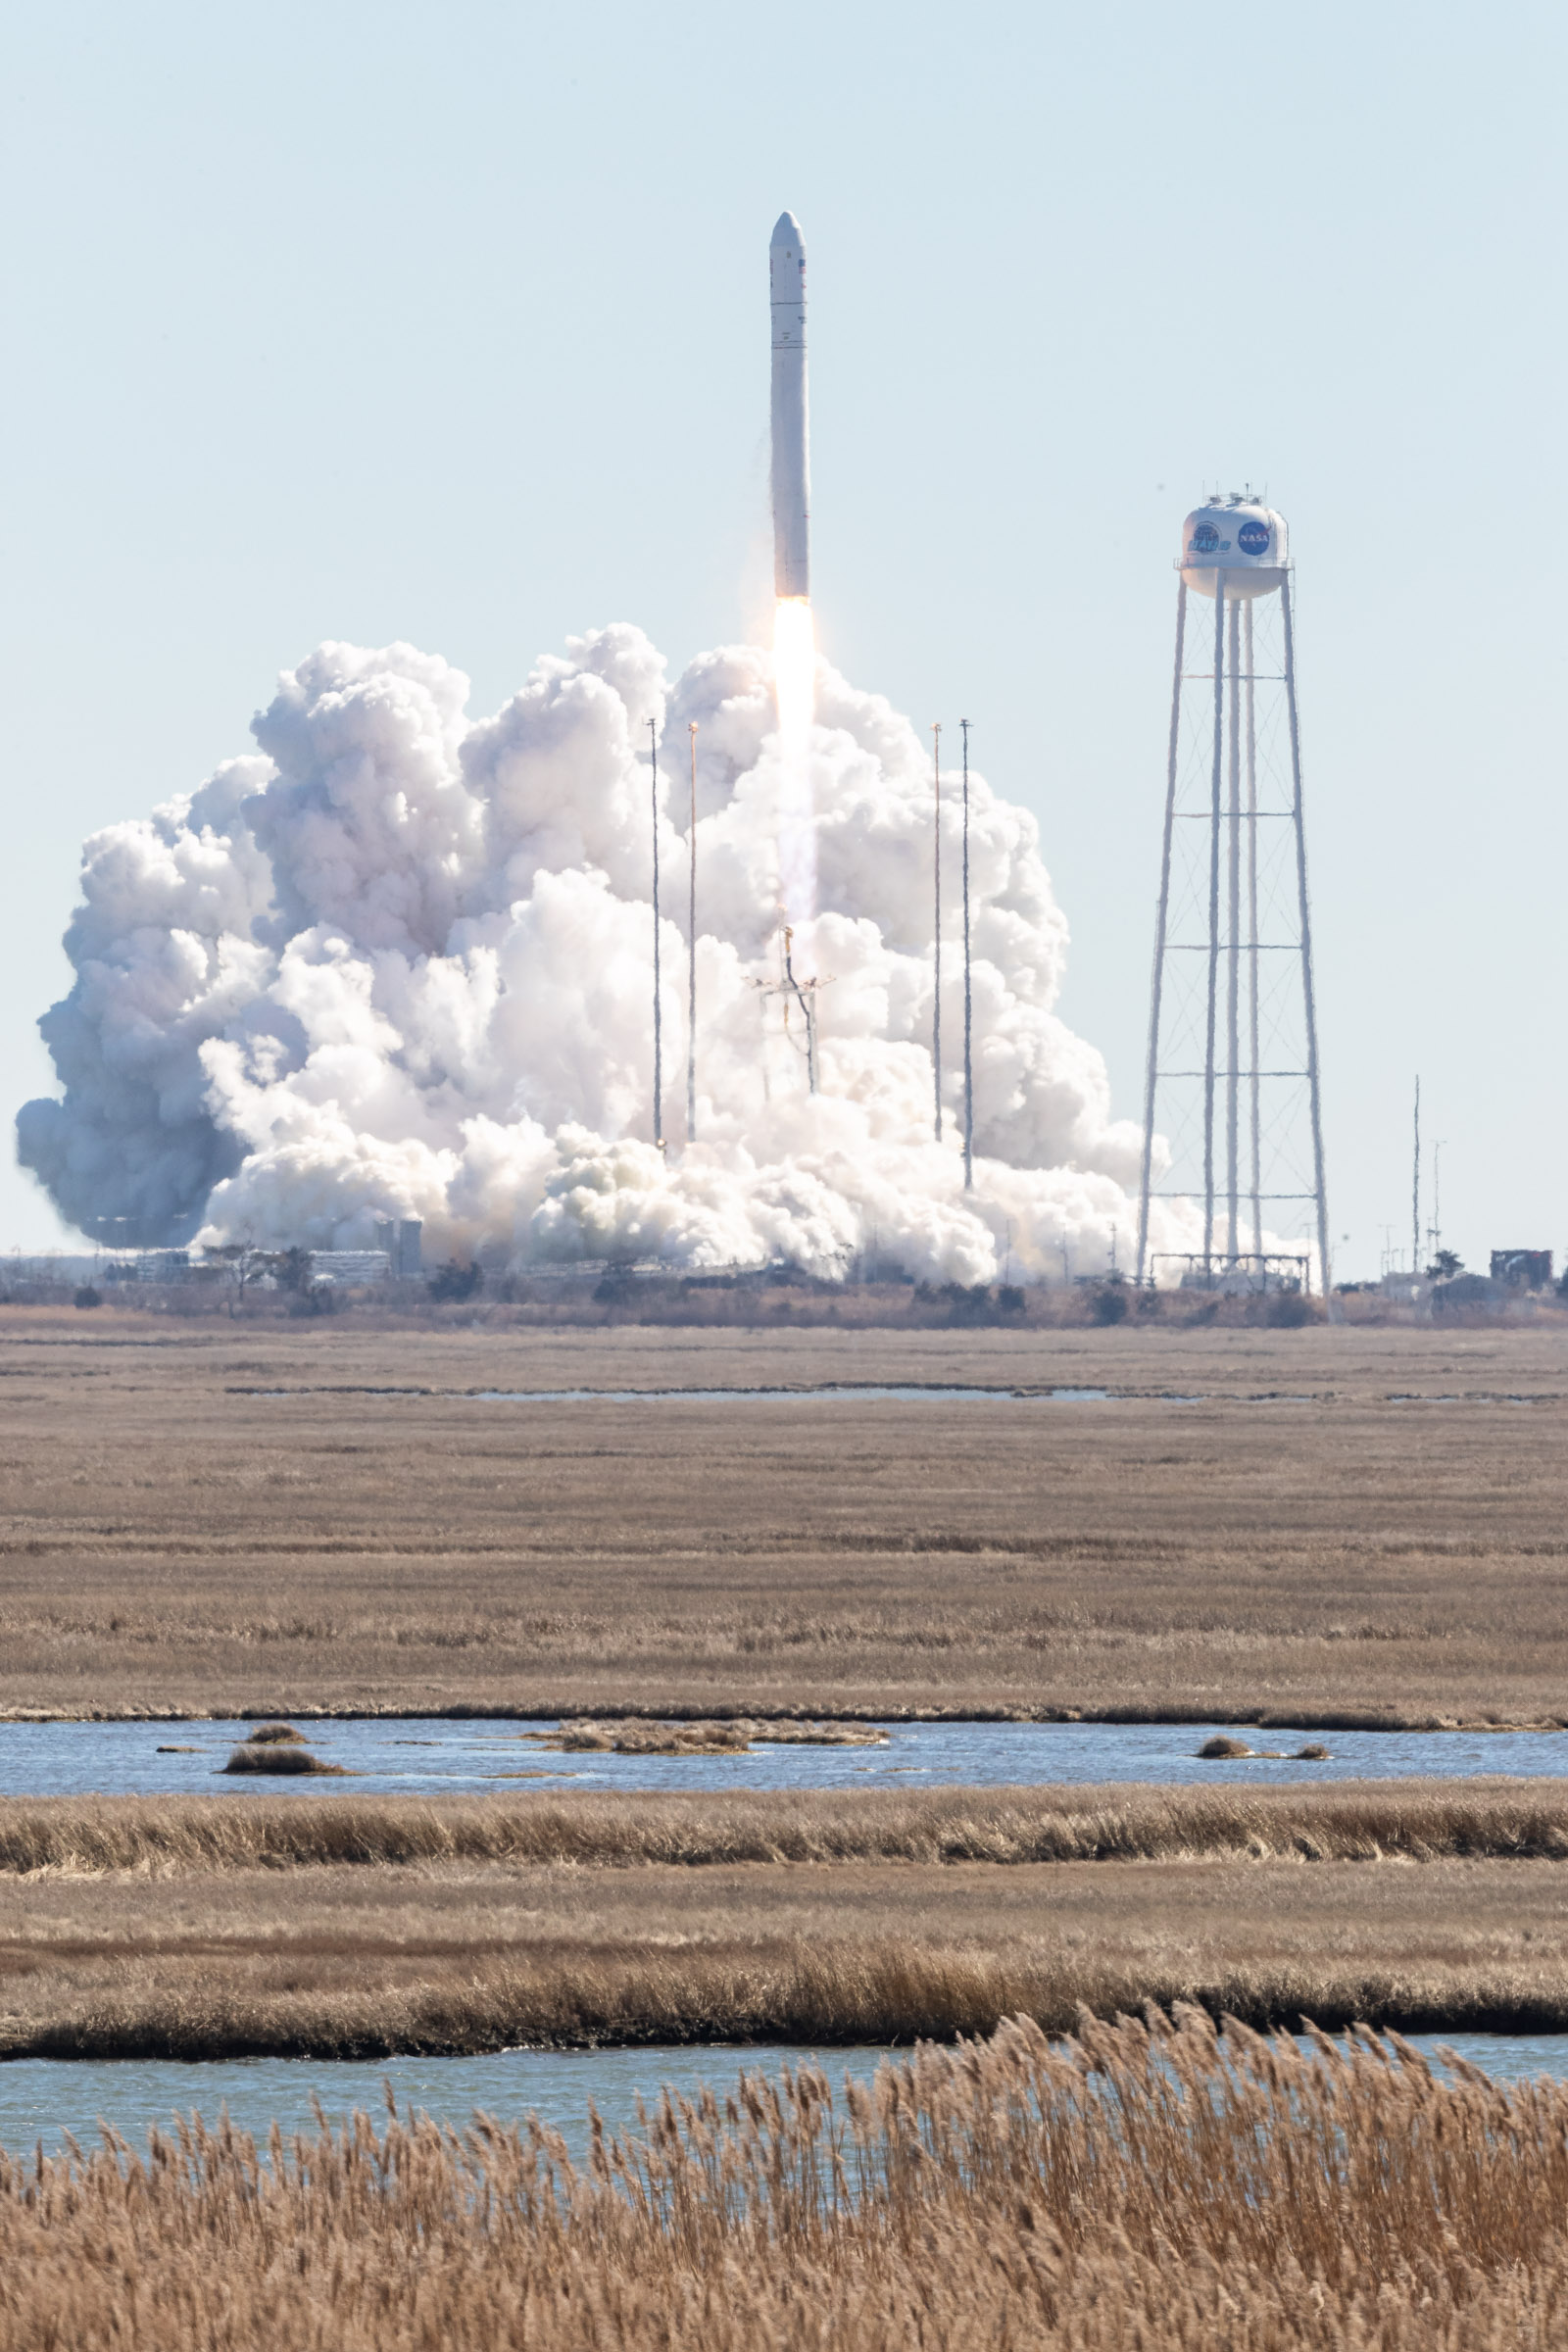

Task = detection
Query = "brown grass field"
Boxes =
[3,1783,1568,2057]
[4,1299,1568,2339]
[5,2011,1568,2347]
[2,1310,1567,1723]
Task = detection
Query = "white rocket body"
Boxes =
[769,212,809,600]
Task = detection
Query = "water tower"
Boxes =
[1134,495,1331,1293]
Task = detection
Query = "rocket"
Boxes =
[769,212,809,600]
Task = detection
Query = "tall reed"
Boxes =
[3,2010,1568,2346]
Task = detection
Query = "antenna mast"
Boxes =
[687,722,698,1146]
[931,722,943,1142]
[960,717,973,1190]
[648,717,662,1152]
[1412,1076,1420,1278]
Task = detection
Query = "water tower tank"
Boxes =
[1179,496,1288,599]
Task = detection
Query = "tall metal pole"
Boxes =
[1412,1076,1421,1278]
[1136,580,1187,1286]
[1202,576,1226,1273]
[648,717,662,1152]
[1225,593,1242,1265]
[960,717,974,1191]
[1246,599,1262,1261]
[687,722,698,1147]
[1279,573,1331,1294]
[931,721,943,1143]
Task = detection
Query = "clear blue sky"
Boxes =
[2,0,1562,1275]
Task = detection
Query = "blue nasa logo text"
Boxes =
[1190,522,1221,554]
[1236,517,1271,557]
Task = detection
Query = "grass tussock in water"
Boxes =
[220,1744,346,1776]
[242,1721,308,1744]
[9,2011,1568,2348]
[4,1780,1568,1875]
[540,1717,887,1753]
[1198,1733,1334,1760]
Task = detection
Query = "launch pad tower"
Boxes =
[1134,496,1331,1293]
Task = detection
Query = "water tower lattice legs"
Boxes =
[1246,599,1262,1260]
[1201,574,1226,1273]
[1134,583,1186,1287]
[1226,592,1242,1265]
[1281,576,1332,1293]
[1136,558,1331,1297]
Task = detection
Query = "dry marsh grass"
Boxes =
[4,1787,1568,2055]
[3,1780,1568,1874]
[3,1315,1568,1723]
[542,1717,887,1752]
[6,2011,1568,2346]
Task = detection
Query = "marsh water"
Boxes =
[3,2033,1567,2163]
[236,1384,1559,1406]
[4,1714,1567,1796]
[9,1712,1567,2157]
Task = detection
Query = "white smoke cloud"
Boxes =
[18,627,1187,1282]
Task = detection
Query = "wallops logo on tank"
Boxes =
[1190,522,1221,555]
[1236,516,1272,557]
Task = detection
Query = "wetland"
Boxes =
[3,1312,1568,1726]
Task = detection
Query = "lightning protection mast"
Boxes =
[931,722,943,1142]
[1411,1076,1421,1280]
[648,717,663,1152]
[687,722,699,1146]
[960,717,974,1191]
[1135,495,1330,1299]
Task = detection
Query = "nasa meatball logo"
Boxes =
[1237,517,1271,557]
[1190,522,1221,555]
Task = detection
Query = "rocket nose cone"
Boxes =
[770,210,804,251]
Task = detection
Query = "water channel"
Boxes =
[3,2032,1566,2163]
[4,1713,1567,1796]
[8,1714,1566,2152]
[233,1383,1562,1406]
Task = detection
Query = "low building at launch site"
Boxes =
[1491,1250,1553,1291]
[307,1250,391,1286]
[374,1220,423,1279]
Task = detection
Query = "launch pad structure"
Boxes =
[750,925,825,1095]
[1135,495,1331,1293]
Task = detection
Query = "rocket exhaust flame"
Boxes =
[772,594,816,937]
[772,596,815,744]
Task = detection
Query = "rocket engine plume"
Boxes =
[772,596,816,931]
